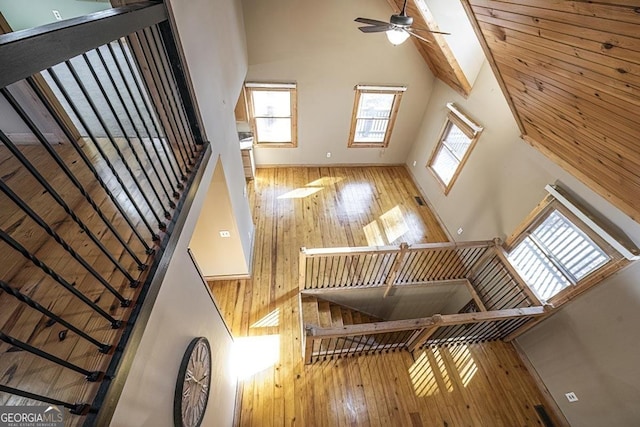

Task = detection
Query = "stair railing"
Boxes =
[0,2,208,424]
[300,239,555,363]
[304,306,547,364]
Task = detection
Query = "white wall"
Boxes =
[110,0,252,424]
[167,0,254,273]
[190,157,249,277]
[242,0,435,166]
[421,0,485,87]
[109,166,237,426]
[406,58,640,426]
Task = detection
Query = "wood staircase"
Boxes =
[301,295,381,329]
[301,295,417,362]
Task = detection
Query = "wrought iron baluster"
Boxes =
[0,332,105,381]
[66,58,167,229]
[0,281,111,353]
[120,37,187,182]
[24,77,152,256]
[106,41,180,198]
[0,130,140,286]
[0,178,131,305]
[92,47,175,209]
[0,228,122,328]
[0,384,91,415]
[47,67,160,242]
[137,28,192,170]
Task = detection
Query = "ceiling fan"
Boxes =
[355,0,450,45]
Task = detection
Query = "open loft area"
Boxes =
[0,0,639,426]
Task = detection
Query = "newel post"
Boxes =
[383,242,410,297]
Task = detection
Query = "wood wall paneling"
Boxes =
[464,0,640,223]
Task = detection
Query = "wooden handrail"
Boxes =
[306,306,546,339]
[301,240,496,258]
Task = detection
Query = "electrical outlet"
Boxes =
[52,10,62,20]
[326,152,331,158]
[219,230,231,238]
[412,160,417,167]
[565,392,578,402]
[457,227,464,235]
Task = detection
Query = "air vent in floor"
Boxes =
[534,404,555,427]
[414,196,425,206]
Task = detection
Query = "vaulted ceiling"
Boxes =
[461,0,640,224]
[386,0,472,96]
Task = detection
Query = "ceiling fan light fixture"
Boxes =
[386,28,410,45]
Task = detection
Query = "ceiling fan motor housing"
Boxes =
[390,14,413,27]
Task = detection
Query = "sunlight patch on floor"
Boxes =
[450,344,478,387]
[433,347,454,392]
[231,335,280,380]
[250,308,280,328]
[409,351,439,397]
[364,220,386,246]
[306,176,343,186]
[380,205,409,243]
[277,187,323,199]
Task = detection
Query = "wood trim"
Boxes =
[205,273,251,281]
[494,245,543,307]
[512,341,571,427]
[256,162,406,168]
[459,0,525,133]
[347,87,404,149]
[463,279,487,312]
[245,84,298,147]
[383,242,409,297]
[307,306,546,338]
[301,240,495,257]
[426,108,484,195]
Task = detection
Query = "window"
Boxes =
[348,85,405,148]
[506,192,626,303]
[246,82,297,147]
[427,103,483,194]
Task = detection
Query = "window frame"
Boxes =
[505,195,626,305]
[245,82,297,148]
[427,104,483,195]
[347,85,405,148]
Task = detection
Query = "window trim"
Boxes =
[245,82,297,147]
[347,85,405,148]
[427,104,483,195]
[505,195,626,306]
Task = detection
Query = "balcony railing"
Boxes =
[299,240,551,363]
[0,2,207,424]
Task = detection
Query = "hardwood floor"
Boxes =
[210,166,561,426]
[0,137,192,425]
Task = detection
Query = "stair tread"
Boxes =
[330,304,343,327]
[317,301,332,328]
[301,296,320,327]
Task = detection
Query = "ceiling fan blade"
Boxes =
[410,27,451,35]
[358,25,393,33]
[406,30,431,43]
[355,17,390,26]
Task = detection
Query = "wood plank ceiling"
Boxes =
[387,0,472,97]
[461,0,640,223]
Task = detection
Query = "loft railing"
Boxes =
[0,2,207,424]
[304,307,547,364]
[299,240,552,363]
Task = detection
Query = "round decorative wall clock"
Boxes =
[173,337,212,427]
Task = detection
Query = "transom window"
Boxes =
[246,82,297,147]
[506,193,626,303]
[348,85,405,148]
[427,103,483,194]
